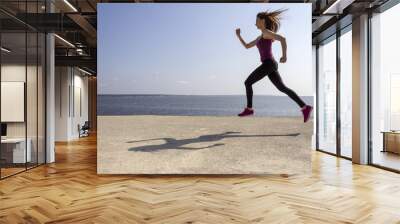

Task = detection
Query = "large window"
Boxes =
[0,1,46,179]
[340,28,352,158]
[370,3,400,171]
[316,24,353,159]
[317,36,337,154]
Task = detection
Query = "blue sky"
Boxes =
[98,3,312,95]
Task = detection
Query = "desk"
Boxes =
[381,131,400,154]
[1,138,31,163]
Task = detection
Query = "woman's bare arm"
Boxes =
[236,28,260,49]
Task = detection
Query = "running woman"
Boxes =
[236,9,313,122]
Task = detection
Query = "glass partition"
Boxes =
[0,1,46,179]
[1,31,28,177]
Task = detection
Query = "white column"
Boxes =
[46,0,55,163]
[352,14,369,164]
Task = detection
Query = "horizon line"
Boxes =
[98,94,314,97]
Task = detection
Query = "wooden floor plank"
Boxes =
[0,134,400,223]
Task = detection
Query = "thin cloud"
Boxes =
[177,80,189,84]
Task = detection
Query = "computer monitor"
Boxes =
[1,123,7,137]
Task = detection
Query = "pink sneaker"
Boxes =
[238,108,254,117]
[301,105,313,123]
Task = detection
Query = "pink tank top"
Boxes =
[256,38,273,62]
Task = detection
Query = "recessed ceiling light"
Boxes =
[322,0,352,15]
[78,67,93,76]
[63,0,78,12]
[54,34,75,48]
[1,47,11,53]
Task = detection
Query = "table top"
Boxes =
[381,131,400,134]
[1,138,29,143]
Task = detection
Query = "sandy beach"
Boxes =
[98,115,313,174]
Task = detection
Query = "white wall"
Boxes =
[71,73,89,138]
[55,66,70,141]
[1,65,27,142]
[55,67,89,141]
[1,65,39,137]
[1,63,46,164]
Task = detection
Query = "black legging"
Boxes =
[244,59,306,108]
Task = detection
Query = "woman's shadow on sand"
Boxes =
[127,131,300,152]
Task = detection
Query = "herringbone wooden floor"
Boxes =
[1,134,400,224]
